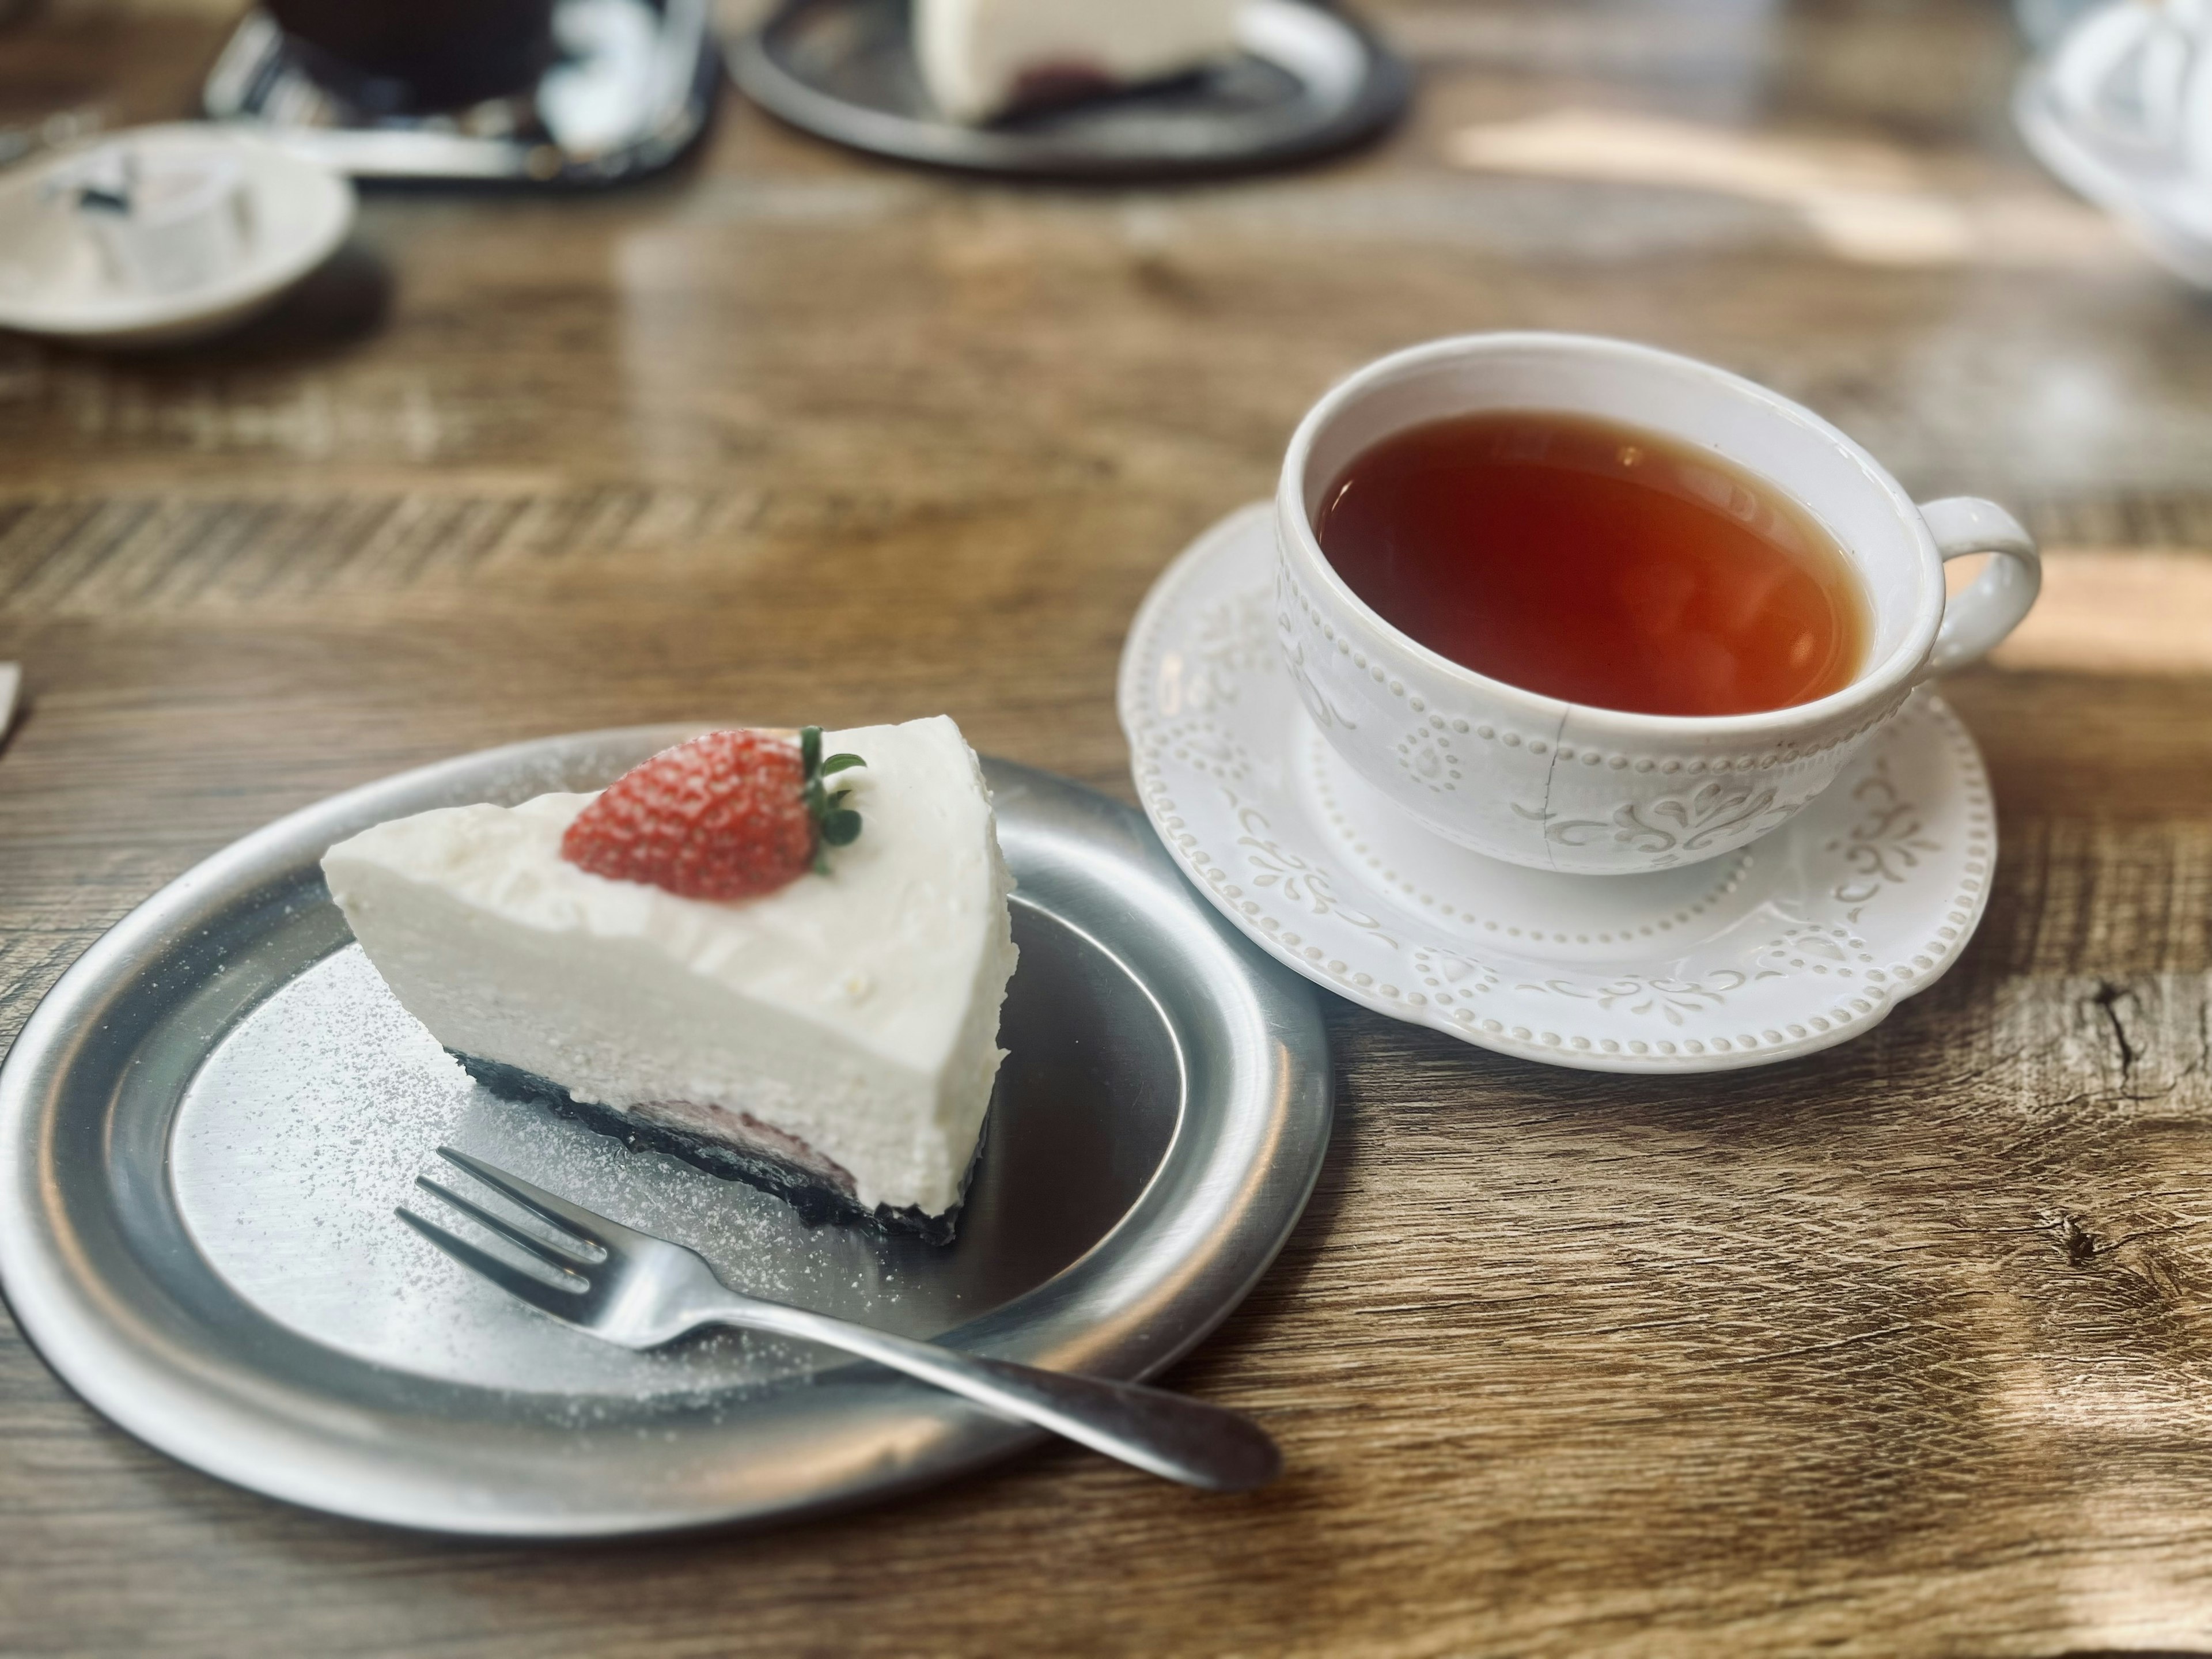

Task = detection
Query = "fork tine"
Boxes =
[396,1206,588,1314]
[413,1175,600,1271]
[435,1146,639,1248]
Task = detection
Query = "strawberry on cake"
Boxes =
[321,718,1018,1243]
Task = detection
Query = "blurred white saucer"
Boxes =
[0,124,354,349]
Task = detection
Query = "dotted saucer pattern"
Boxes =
[1307,736,1755,940]
[1117,503,1999,1074]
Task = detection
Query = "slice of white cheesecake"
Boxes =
[915,0,1244,126]
[322,717,1017,1240]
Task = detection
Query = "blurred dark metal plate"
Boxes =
[729,0,1411,180]
[0,733,1330,1535]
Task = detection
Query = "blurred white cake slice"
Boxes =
[916,0,1244,125]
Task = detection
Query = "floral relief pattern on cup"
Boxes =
[1508,779,1803,862]
[1276,632,1358,733]
[1274,569,1359,732]
[1540,696,1902,780]
[1395,722,1465,794]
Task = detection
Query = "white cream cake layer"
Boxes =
[321,717,1018,1218]
[915,0,1243,125]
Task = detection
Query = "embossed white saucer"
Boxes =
[1118,503,1998,1073]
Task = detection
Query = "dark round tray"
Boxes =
[728,0,1411,181]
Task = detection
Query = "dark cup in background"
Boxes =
[267,0,559,114]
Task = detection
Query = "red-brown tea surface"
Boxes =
[1314,410,1866,717]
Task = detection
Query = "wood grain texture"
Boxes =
[5,1,2212,1654]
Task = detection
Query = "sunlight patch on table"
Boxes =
[1446,108,2126,269]
[1982,549,2212,676]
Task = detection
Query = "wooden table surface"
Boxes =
[7,1,2212,1653]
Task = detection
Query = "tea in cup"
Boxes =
[1274,333,2040,875]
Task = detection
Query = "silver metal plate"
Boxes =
[728,0,1411,181]
[0,731,1330,1536]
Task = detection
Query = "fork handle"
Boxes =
[712,1299,1281,1493]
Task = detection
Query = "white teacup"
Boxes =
[1274,332,2040,876]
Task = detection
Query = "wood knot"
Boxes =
[2040,1208,2101,1266]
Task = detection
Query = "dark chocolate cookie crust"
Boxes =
[450,1052,964,1245]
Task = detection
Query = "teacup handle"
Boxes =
[1916,497,2041,679]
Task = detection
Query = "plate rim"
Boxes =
[1117,502,1999,1074]
[727,0,1413,181]
[0,730,1331,1536]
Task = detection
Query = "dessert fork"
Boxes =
[397,1147,1281,1493]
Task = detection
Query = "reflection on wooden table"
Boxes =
[2,0,2211,1655]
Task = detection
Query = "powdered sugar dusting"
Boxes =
[171,946,980,1401]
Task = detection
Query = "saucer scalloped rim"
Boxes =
[1118,502,1998,1074]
